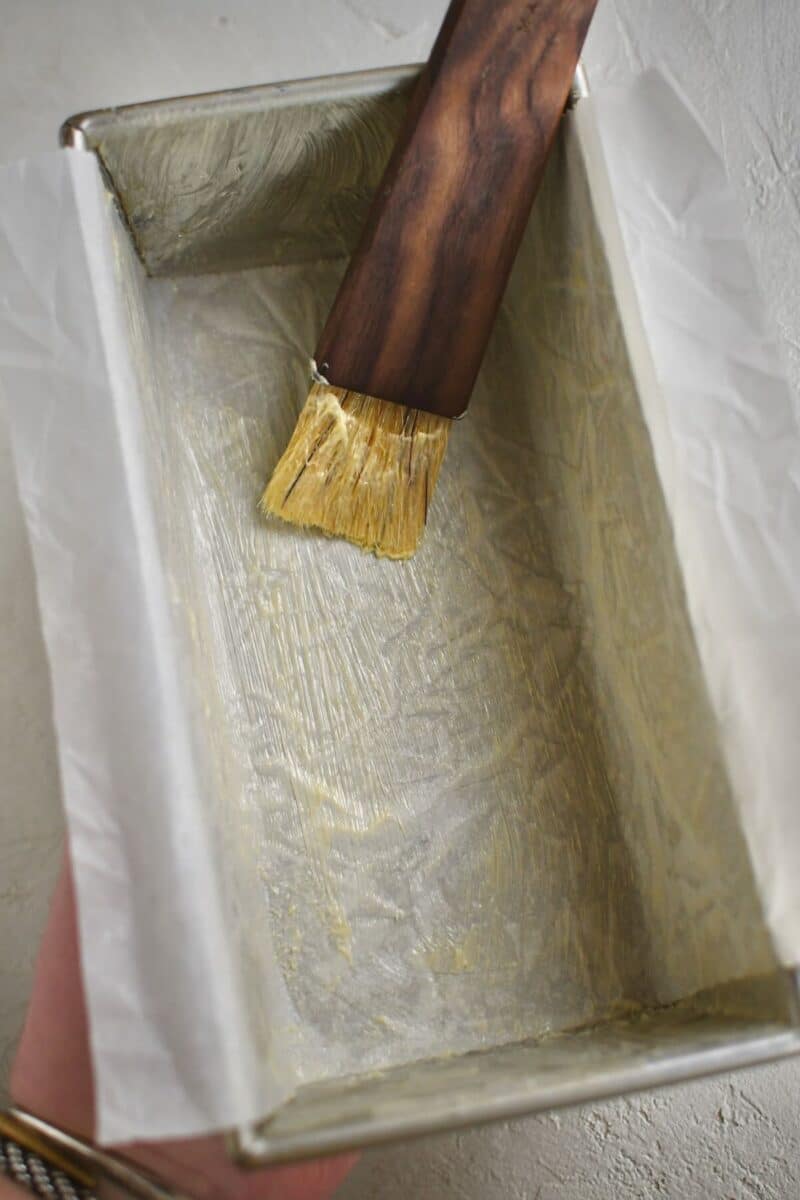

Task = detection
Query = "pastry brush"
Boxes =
[262,0,598,558]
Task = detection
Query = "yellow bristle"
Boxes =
[261,382,451,559]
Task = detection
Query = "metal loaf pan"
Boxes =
[62,67,800,1163]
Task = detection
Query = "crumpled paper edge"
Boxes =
[579,69,800,966]
[0,150,286,1143]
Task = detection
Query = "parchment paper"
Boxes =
[582,72,800,964]
[0,153,286,1139]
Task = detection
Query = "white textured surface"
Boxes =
[1,0,800,1195]
[338,1071,800,1199]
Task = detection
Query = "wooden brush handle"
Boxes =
[315,0,598,418]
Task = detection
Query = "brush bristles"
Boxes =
[261,382,451,559]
